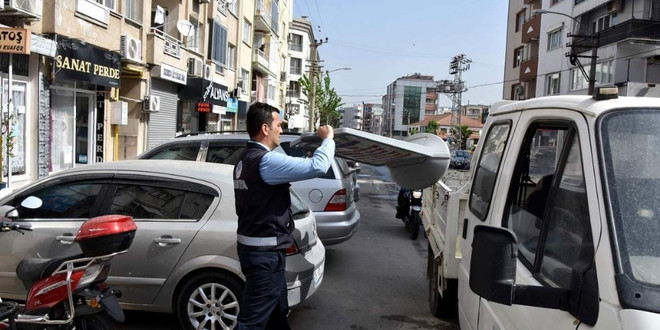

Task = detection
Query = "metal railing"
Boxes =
[150,27,181,58]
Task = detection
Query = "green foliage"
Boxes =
[451,125,474,149]
[425,120,439,134]
[299,74,344,128]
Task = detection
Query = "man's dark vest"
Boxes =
[234,142,294,251]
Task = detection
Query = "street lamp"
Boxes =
[532,9,598,95]
[326,67,351,75]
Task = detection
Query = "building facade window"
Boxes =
[227,43,236,70]
[186,18,201,52]
[94,0,116,11]
[242,19,252,45]
[570,69,588,90]
[596,60,615,85]
[403,86,422,125]
[516,10,526,32]
[290,57,302,75]
[551,0,563,4]
[228,0,238,15]
[124,0,142,22]
[548,29,562,50]
[546,72,561,95]
[514,47,524,68]
[2,80,27,176]
[289,33,303,52]
[240,69,249,93]
[592,14,612,33]
[210,21,228,67]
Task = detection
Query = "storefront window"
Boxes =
[51,88,95,172]
[2,79,27,176]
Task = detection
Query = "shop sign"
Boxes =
[96,91,105,162]
[54,35,121,87]
[227,97,238,113]
[0,28,30,55]
[212,105,226,115]
[197,102,211,113]
[180,78,229,107]
[152,64,187,85]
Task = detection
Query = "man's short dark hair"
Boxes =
[246,102,279,139]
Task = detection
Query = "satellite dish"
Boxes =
[176,20,194,37]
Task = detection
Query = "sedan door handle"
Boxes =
[154,236,181,246]
[56,235,76,244]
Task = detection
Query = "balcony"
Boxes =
[522,14,540,43]
[252,48,275,76]
[599,19,660,47]
[148,28,181,60]
[254,0,278,35]
[519,56,538,81]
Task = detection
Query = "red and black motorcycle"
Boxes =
[0,196,137,330]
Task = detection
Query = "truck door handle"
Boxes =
[154,236,181,246]
[462,219,468,239]
[56,234,76,244]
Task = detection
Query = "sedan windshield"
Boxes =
[600,109,660,306]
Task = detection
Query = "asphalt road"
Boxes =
[117,165,459,329]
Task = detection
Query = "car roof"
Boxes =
[491,95,660,118]
[50,160,235,185]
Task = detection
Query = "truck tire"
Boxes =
[428,244,458,319]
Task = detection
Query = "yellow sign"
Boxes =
[0,28,30,55]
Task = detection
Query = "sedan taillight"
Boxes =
[286,243,299,256]
[324,189,347,211]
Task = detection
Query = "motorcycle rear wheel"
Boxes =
[73,313,114,330]
[410,212,420,240]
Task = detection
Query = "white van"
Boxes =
[424,88,660,329]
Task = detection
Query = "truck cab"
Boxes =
[426,88,660,329]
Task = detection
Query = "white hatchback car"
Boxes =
[0,160,325,330]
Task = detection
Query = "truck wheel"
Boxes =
[428,244,458,319]
[410,212,420,240]
[176,272,243,330]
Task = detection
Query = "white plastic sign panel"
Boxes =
[291,128,450,189]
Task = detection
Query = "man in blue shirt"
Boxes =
[234,102,335,329]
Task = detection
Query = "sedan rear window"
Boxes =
[145,143,200,161]
[110,185,213,220]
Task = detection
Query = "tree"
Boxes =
[451,125,474,149]
[425,120,439,135]
[299,74,344,128]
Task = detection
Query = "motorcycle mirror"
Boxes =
[21,196,42,209]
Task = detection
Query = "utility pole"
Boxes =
[308,38,327,132]
[437,54,471,149]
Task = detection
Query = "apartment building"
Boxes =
[503,0,541,100]
[285,16,315,131]
[338,105,363,130]
[0,0,292,189]
[383,73,438,137]
[504,0,660,100]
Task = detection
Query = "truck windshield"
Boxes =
[600,109,660,289]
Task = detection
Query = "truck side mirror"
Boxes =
[469,225,572,312]
[469,225,517,305]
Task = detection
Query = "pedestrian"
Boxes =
[233,102,335,329]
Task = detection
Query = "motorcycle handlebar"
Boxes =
[0,221,32,232]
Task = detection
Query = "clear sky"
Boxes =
[292,0,509,107]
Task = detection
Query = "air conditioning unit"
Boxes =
[142,95,161,112]
[203,63,212,80]
[120,35,141,62]
[188,58,203,77]
[2,0,43,19]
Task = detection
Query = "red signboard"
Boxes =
[197,102,211,113]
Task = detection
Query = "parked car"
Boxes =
[0,160,325,330]
[449,149,472,169]
[139,132,361,245]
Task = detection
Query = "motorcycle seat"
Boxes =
[15,254,85,290]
